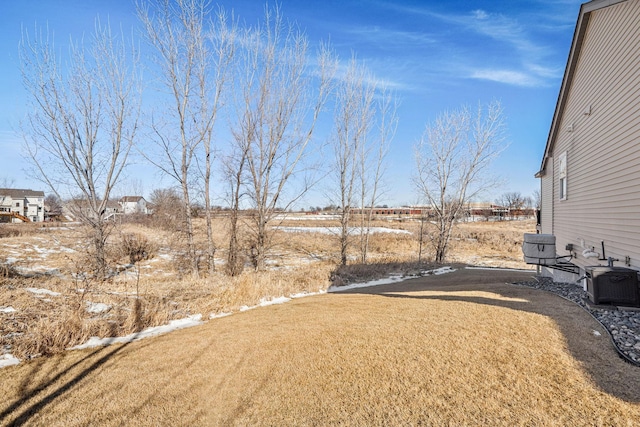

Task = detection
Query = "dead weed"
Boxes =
[0,217,536,359]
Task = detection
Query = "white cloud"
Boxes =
[345,26,437,46]
[331,57,410,91]
[375,2,564,88]
[526,63,563,79]
[469,69,540,87]
[472,9,489,20]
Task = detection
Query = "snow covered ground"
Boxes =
[0,354,20,368]
[275,226,411,235]
[68,315,205,350]
[25,287,61,297]
[85,301,111,314]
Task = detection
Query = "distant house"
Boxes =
[105,200,122,220]
[63,199,123,222]
[119,196,149,215]
[0,188,45,223]
[535,0,640,281]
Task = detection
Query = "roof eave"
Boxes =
[538,0,629,175]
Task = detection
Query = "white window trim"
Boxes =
[558,151,567,201]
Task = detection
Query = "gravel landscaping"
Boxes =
[515,277,640,365]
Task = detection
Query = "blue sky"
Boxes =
[0,0,584,206]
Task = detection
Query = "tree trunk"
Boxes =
[253,216,267,271]
[181,181,198,277]
[227,209,242,276]
[204,150,216,275]
[340,210,350,266]
[92,223,108,280]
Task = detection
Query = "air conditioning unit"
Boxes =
[586,266,640,307]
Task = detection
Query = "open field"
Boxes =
[1,216,536,360]
[1,268,639,425]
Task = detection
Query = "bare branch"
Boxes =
[413,101,507,263]
[20,19,140,278]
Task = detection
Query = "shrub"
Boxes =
[120,233,156,265]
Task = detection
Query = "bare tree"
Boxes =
[328,58,397,266]
[358,85,397,264]
[497,191,526,219]
[138,0,236,277]
[0,177,15,188]
[330,58,374,266]
[221,143,248,276]
[416,205,432,263]
[532,189,541,210]
[231,7,335,271]
[20,20,141,278]
[149,187,182,229]
[44,194,63,217]
[120,178,145,199]
[197,9,236,275]
[414,101,506,263]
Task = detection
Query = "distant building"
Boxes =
[62,198,122,222]
[119,196,149,215]
[0,188,45,223]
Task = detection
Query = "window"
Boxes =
[559,151,567,200]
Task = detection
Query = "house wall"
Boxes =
[122,202,135,215]
[0,195,13,212]
[121,199,148,215]
[25,196,45,222]
[550,0,640,272]
[0,192,44,222]
[137,199,147,214]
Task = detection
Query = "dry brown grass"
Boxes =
[1,269,638,425]
[1,217,536,360]
[448,219,537,269]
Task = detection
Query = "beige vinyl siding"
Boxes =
[551,0,640,270]
[541,162,553,235]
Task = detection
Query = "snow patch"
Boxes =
[25,287,61,297]
[328,275,405,292]
[86,302,111,314]
[276,226,411,235]
[0,306,17,313]
[69,314,204,350]
[424,266,457,275]
[328,267,457,292]
[209,312,232,319]
[290,290,326,299]
[213,291,324,318]
[260,296,291,306]
[239,295,297,312]
[0,354,20,368]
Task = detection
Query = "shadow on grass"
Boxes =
[334,266,640,404]
[0,341,134,425]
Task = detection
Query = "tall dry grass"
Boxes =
[1,216,536,359]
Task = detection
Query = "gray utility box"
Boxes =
[586,266,640,307]
[523,233,557,266]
